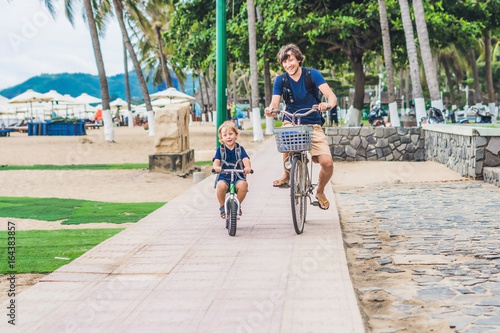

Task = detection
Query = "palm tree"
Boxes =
[255,6,273,134]
[399,0,426,124]
[122,40,133,127]
[140,0,174,88]
[112,0,154,135]
[42,0,114,141]
[484,30,496,116]
[413,0,443,110]
[469,48,482,105]
[437,46,466,106]
[378,0,400,126]
[80,0,115,141]
[247,0,263,141]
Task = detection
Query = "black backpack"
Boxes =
[281,67,325,125]
[281,67,321,106]
[214,144,243,188]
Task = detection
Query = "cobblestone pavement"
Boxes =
[334,180,500,333]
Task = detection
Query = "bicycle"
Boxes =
[212,168,253,236]
[271,106,321,234]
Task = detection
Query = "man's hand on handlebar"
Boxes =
[264,107,277,117]
[314,103,332,112]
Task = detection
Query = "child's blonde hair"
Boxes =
[218,121,239,144]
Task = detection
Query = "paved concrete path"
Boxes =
[2,137,364,332]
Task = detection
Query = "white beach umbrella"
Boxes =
[43,90,68,102]
[42,90,74,114]
[8,89,51,104]
[150,87,196,102]
[8,89,52,120]
[110,98,128,109]
[75,93,101,104]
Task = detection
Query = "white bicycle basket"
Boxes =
[274,125,313,153]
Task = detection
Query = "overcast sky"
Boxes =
[0,0,124,91]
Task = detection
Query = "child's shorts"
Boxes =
[217,178,247,191]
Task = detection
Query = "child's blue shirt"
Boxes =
[213,144,249,183]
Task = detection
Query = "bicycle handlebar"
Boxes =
[212,169,254,174]
[269,105,322,125]
[270,105,319,118]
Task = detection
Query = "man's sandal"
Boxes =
[219,206,226,219]
[315,196,330,210]
[273,178,290,188]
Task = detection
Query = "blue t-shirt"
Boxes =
[272,68,326,125]
[213,144,249,182]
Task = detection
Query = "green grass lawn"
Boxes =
[0,229,124,273]
[0,197,165,224]
[0,163,149,171]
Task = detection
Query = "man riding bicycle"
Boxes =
[264,43,337,210]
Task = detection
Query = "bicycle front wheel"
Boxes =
[227,199,238,236]
[290,155,307,234]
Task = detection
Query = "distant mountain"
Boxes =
[0,71,196,103]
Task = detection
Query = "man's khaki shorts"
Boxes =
[282,121,330,157]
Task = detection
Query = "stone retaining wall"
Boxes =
[483,167,500,187]
[423,124,500,179]
[324,124,500,187]
[325,126,425,162]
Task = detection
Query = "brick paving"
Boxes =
[335,180,500,333]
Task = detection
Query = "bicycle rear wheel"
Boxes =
[290,155,307,234]
[227,199,238,236]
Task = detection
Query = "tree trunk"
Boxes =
[442,59,455,105]
[198,71,205,109]
[378,0,400,126]
[469,49,481,105]
[247,0,263,140]
[209,65,217,120]
[256,6,272,107]
[113,0,154,135]
[399,0,426,124]
[413,0,442,109]
[347,49,364,126]
[83,0,113,141]
[405,68,410,111]
[484,30,495,103]
[123,40,133,127]
[203,72,211,113]
[231,67,237,105]
[398,69,403,98]
[484,30,497,121]
[155,24,171,88]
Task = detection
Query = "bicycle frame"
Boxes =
[213,168,253,236]
[286,150,316,202]
[224,170,241,220]
[272,107,321,234]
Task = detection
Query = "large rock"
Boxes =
[154,102,191,153]
[149,102,195,175]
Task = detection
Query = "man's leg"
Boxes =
[272,153,291,187]
[315,154,333,209]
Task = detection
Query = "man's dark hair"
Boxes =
[277,43,305,66]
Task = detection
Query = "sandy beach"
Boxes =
[0,123,262,204]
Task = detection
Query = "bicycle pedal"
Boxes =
[312,201,319,206]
